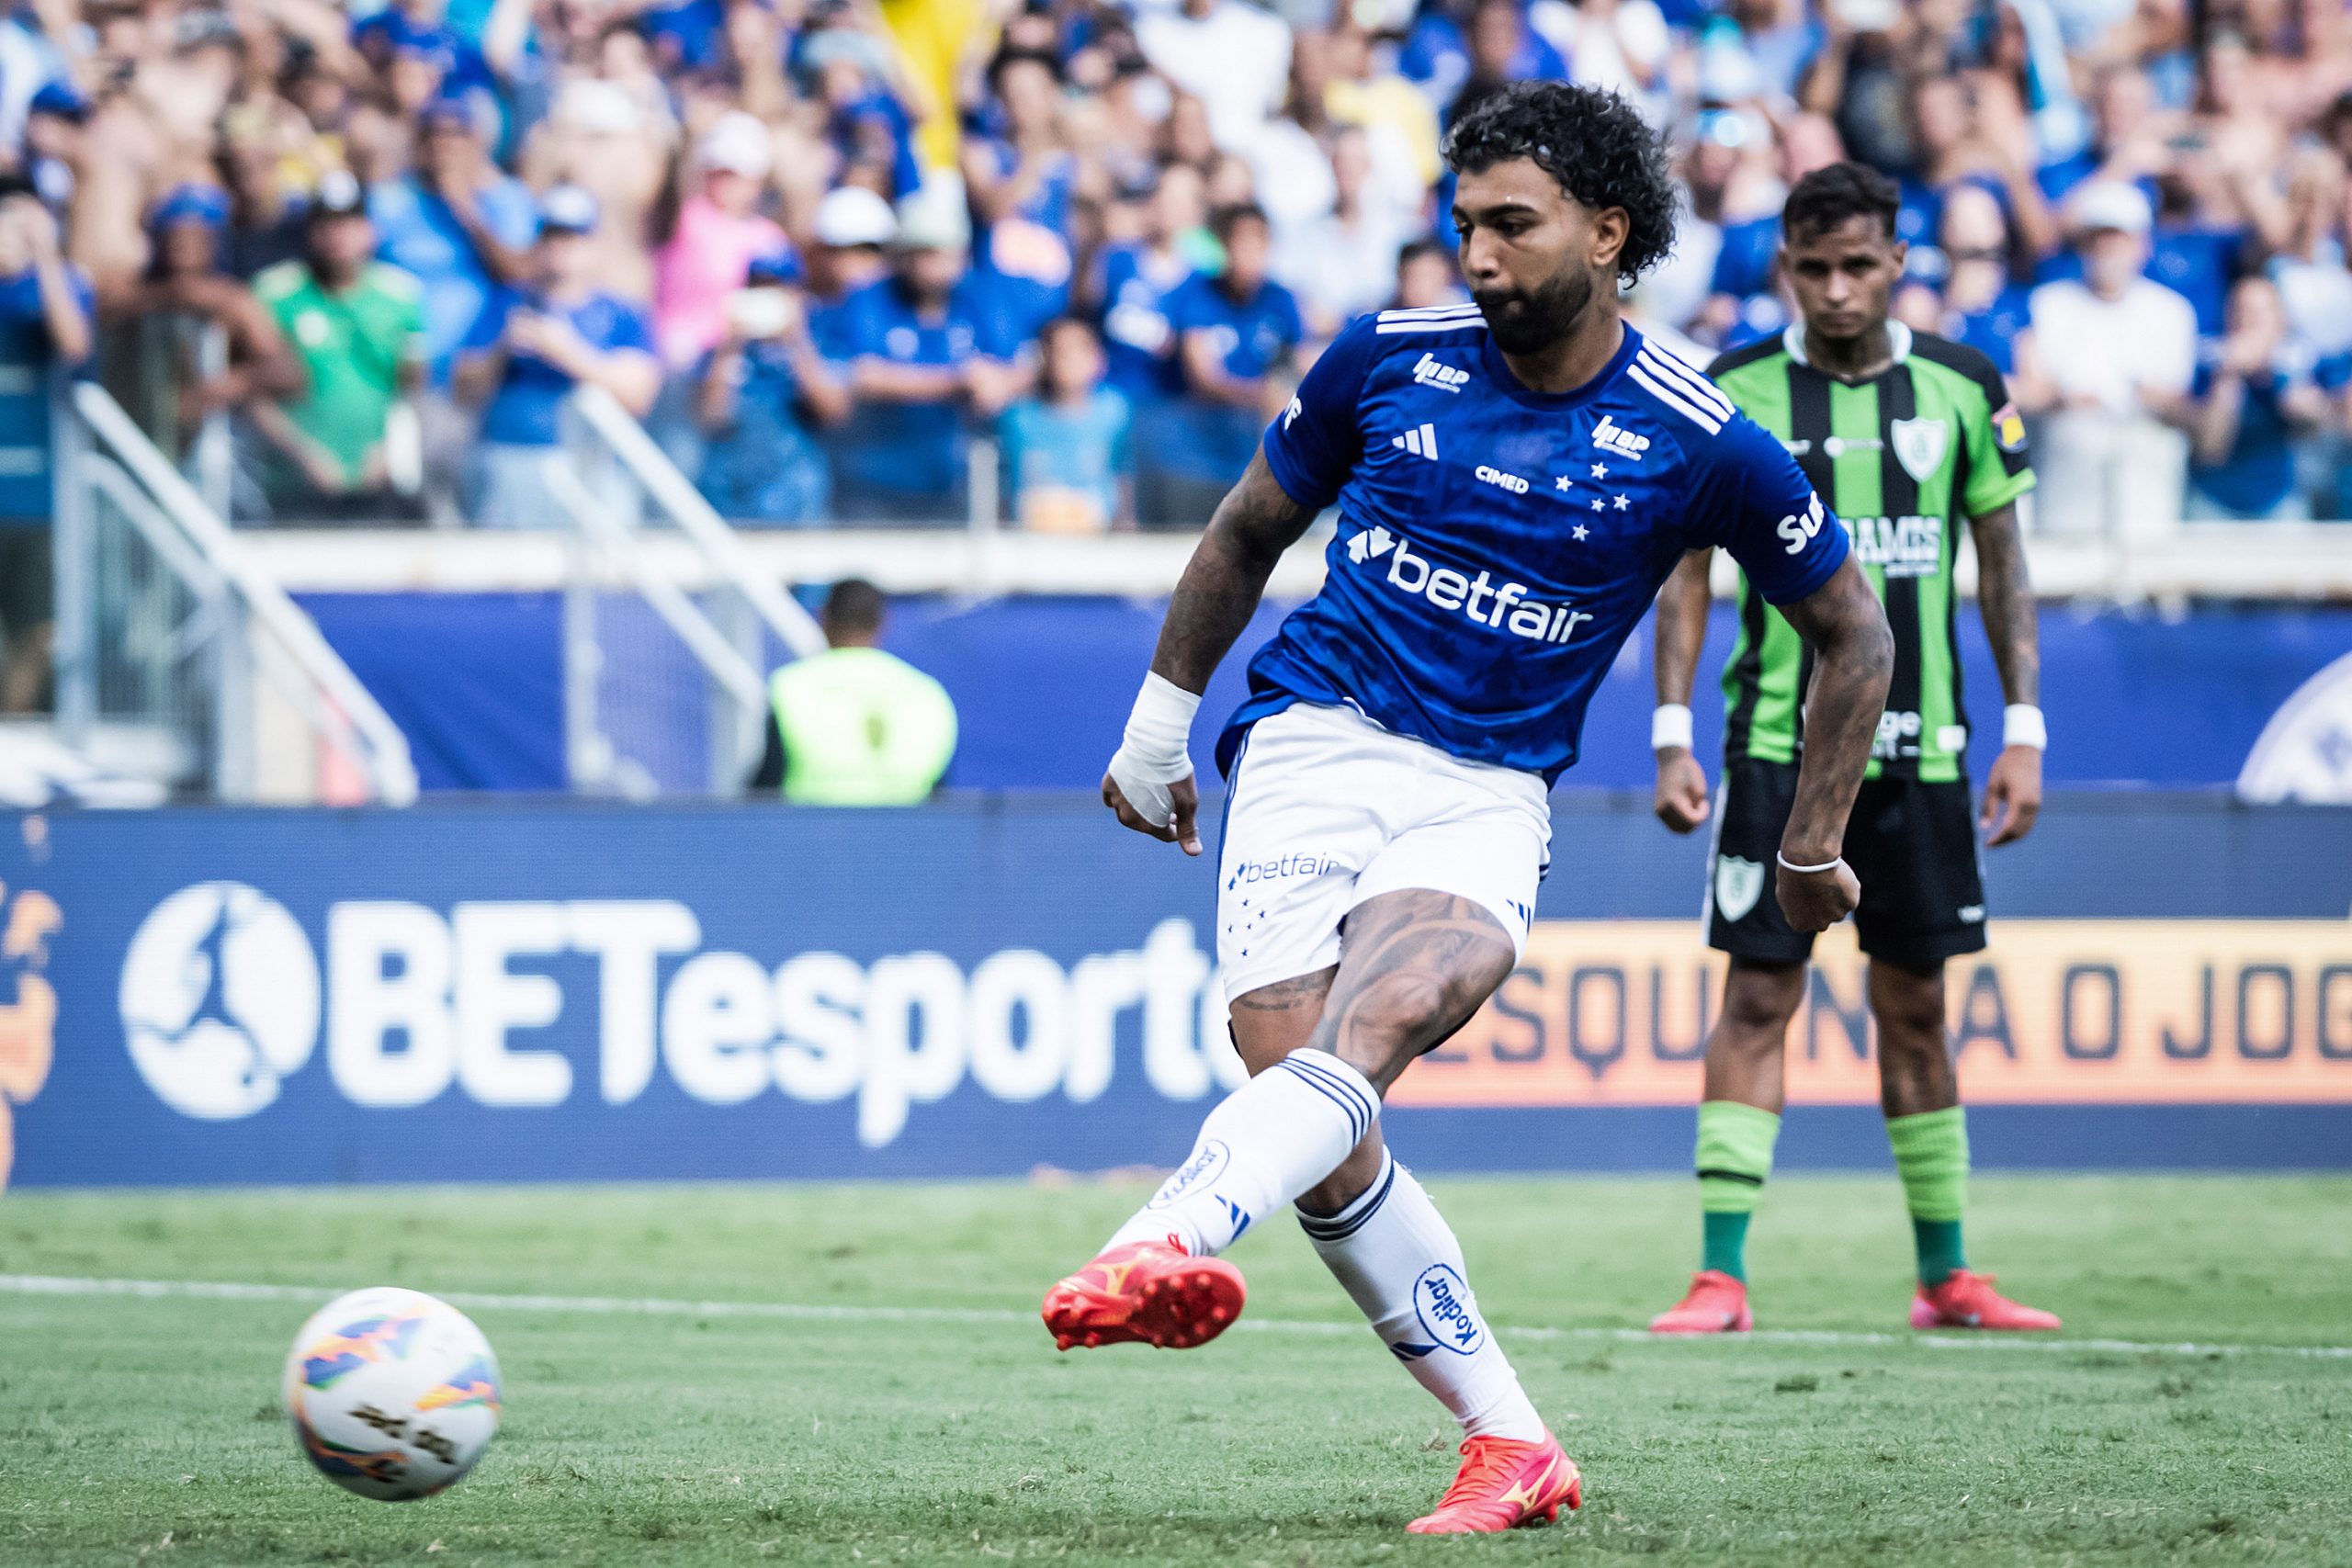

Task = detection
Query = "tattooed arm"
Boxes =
[1103,449,1318,852]
[1150,452,1318,691]
[1970,500,2042,846]
[1774,554,1894,931]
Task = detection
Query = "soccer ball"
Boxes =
[282,1287,503,1501]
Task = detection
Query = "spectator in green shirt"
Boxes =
[251,171,427,521]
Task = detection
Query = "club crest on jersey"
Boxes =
[1411,353,1470,393]
[1591,414,1649,460]
[1891,417,1949,483]
[1713,854,1766,922]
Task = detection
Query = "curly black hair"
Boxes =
[1781,162,1901,244]
[1442,82,1678,285]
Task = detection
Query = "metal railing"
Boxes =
[551,387,827,796]
[53,380,418,804]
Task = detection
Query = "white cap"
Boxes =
[813,184,899,248]
[2071,179,2153,237]
[698,110,773,179]
[894,180,971,252]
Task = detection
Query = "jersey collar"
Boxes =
[1782,318,1912,370]
[1476,319,1644,411]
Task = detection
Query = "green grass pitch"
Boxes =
[4,1174,2348,1566]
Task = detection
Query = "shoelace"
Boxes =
[1430,1440,1526,1513]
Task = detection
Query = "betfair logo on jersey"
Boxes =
[1846,514,1944,578]
[1351,527,1595,644]
[1776,493,1828,554]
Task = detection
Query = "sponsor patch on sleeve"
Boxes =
[1993,401,2028,453]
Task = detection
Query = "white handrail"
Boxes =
[542,462,768,708]
[568,385,828,660]
[71,380,420,806]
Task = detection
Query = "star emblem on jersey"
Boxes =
[1555,475,1573,492]
[1392,423,1439,460]
[1589,499,1603,512]
[1613,494,1630,511]
[1891,416,1950,483]
[1345,525,1397,564]
[1589,462,1609,479]
[1571,524,1589,541]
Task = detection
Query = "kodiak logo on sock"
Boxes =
[1412,1265,1486,1354]
[1148,1139,1231,1210]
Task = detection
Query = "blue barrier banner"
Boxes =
[1,798,2348,1189]
[298,594,2352,795]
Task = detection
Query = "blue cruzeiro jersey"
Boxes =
[1229,305,1850,784]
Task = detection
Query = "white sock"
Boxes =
[1300,1151,1545,1442]
[1107,1048,1381,1258]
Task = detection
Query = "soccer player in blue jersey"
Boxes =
[1041,82,1894,1535]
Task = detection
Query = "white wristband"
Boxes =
[1651,703,1694,753]
[1121,671,1201,771]
[2003,705,2047,750]
[1776,851,1843,874]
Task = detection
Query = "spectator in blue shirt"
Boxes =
[1147,202,1301,526]
[453,186,662,528]
[1000,317,1132,532]
[820,186,1027,524]
[0,185,90,714]
[368,97,537,384]
[1919,182,2036,376]
[1091,163,1214,406]
[694,248,851,525]
[2188,276,2334,521]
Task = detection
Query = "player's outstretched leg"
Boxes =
[1040,1044,1380,1350]
[1300,1147,1579,1533]
[1874,963,2060,1332]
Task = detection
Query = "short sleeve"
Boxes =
[1943,346,2035,515]
[1258,312,1380,513]
[1685,411,1849,606]
[607,301,657,357]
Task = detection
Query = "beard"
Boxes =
[1473,264,1597,356]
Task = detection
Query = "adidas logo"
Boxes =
[1391,423,1439,460]
[1593,414,1649,460]
[1411,353,1470,393]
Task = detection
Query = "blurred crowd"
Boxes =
[0,0,2349,536]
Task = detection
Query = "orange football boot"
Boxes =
[1407,1433,1582,1535]
[1649,1269,1753,1334]
[1910,1269,2061,1331]
[1040,1238,1246,1350]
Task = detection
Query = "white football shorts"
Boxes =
[1214,702,1552,1002]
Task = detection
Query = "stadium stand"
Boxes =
[2,0,2351,802]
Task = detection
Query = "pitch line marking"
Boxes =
[2,1274,2346,1361]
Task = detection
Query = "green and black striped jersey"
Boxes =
[1707,322,2034,782]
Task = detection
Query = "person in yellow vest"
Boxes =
[748,579,958,803]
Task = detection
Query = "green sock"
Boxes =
[1887,1108,1970,1286]
[1694,1100,1781,1282]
